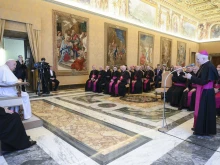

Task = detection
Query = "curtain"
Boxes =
[0,19,5,48]
[26,23,41,62]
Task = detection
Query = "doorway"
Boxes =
[210,53,220,67]
[3,30,35,92]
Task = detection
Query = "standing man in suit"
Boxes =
[14,55,27,91]
[49,66,60,91]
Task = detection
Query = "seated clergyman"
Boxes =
[0,106,36,152]
[0,60,32,119]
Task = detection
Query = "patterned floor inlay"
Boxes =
[4,145,58,165]
[120,95,158,103]
[115,107,180,122]
[31,100,151,165]
[101,94,163,109]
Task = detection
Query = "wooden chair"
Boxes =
[155,71,173,99]
[0,84,23,107]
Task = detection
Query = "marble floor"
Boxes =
[1,88,220,165]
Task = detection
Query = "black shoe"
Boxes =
[29,140,37,147]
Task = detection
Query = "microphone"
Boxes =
[184,63,195,68]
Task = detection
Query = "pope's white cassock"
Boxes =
[0,64,32,119]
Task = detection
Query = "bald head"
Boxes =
[121,65,126,71]
[6,59,17,71]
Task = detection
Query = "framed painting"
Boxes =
[160,37,172,67]
[52,10,89,76]
[176,41,186,66]
[104,23,127,67]
[138,32,154,66]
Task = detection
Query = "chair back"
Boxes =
[161,71,173,88]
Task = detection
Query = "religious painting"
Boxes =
[159,6,171,31]
[182,18,197,39]
[129,0,157,27]
[138,32,154,66]
[176,41,186,67]
[160,37,172,67]
[197,23,208,40]
[210,24,220,39]
[105,23,127,67]
[171,12,180,33]
[53,10,89,76]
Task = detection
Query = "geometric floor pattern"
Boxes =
[1,88,220,165]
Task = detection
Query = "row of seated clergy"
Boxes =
[85,65,156,95]
[85,66,109,93]
[179,76,220,116]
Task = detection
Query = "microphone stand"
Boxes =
[162,67,187,128]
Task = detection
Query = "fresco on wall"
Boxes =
[138,32,154,66]
[210,24,220,39]
[159,6,171,32]
[197,23,208,40]
[53,10,88,76]
[108,0,127,17]
[160,37,172,67]
[90,0,108,10]
[105,24,127,67]
[129,0,156,27]
[171,13,180,33]
[176,41,186,67]
[182,20,197,39]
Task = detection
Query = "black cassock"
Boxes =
[143,70,154,92]
[105,69,112,82]
[179,71,196,110]
[118,71,130,97]
[190,61,218,135]
[166,72,187,106]
[0,107,31,151]
[85,69,99,91]
[93,70,106,93]
[104,70,120,94]
[129,70,136,93]
[131,70,143,94]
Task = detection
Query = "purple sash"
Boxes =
[143,79,149,90]
[214,84,220,88]
[187,90,195,107]
[88,74,96,88]
[194,81,213,128]
[215,92,220,108]
[174,83,185,87]
[109,76,117,93]
[132,81,136,93]
[93,81,97,92]
[115,76,123,95]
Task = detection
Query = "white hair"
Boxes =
[6,59,16,64]
[196,53,208,60]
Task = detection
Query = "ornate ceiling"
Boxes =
[162,0,220,22]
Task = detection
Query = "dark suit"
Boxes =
[14,60,27,91]
[154,69,163,88]
[49,70,60,91]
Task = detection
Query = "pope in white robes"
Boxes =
[0,60,32,119]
